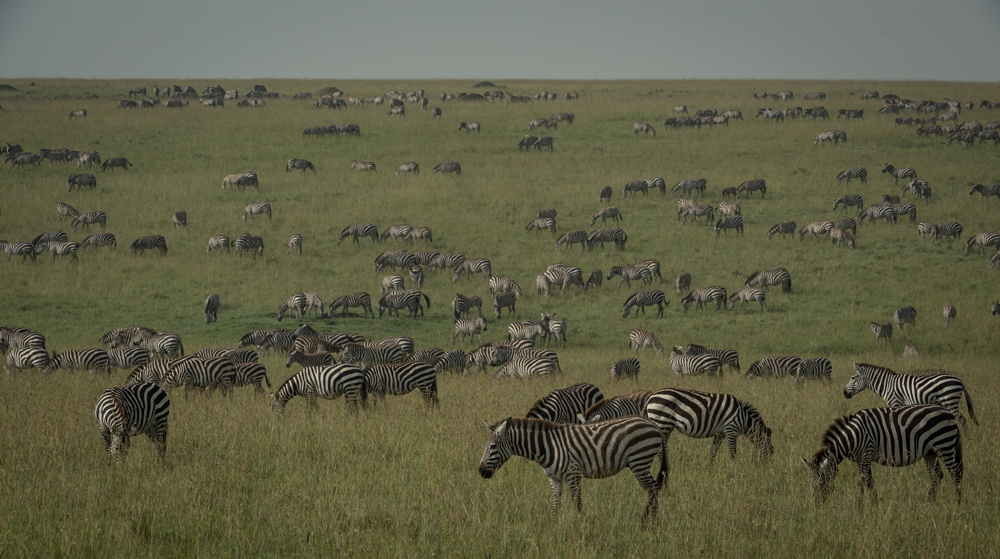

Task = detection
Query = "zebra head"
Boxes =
[842,363,869,399]
[744,405,773,463]
[800,448,838,503]
[479,418,514,479]
[680,294,694,313]
[992,301,1000,315]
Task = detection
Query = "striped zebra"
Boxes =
[1,241,36,262]
[77,233,115,251]
[341,342,407,369]
[683,345,740,374]
[517,135,538,151]
[623,180,649,198]
[622,290,668,318]
[167,357,237,397]
[795,357,832,381]
[832,194,863,213]
[286,159,316,174]
[94,383,169,461]
[66,173,97,191]
[114,331,183,360]
[599,186,613,202]
[845,363,977,427]
[608,265,651,289]
[395,162,419,176]
[377,290,431,318]
[586,270,603,290]
[285,350,335,369]
[233,233,264,257]
[453,316,488,344]
[611,357,641,381]
[338,224,379,245]
[45,348,110,375]
[736,179,766,199]
[206,235,230,253]
[679,204,715,225]
[453,258,492,281]
[894,306,917,330]
[292,335,334,355]
[270,364,368,414]
[669,347,722,377]
[628,329,662,355]
[493,292,517,319]
[858,204,897,224]
[869,322,893,345]
[555,230,588,251]
[100,157,132,172]
[409,265,425,289]
[431,161,461,175]
[283,233,302,255]
[242,202,271,221]
[766,220,797,240]
[36,241,80,262]
[680,286,727,313]
[478,416,662,522]
[674,272,691,295]
[31,231,68,251]
[745,268,791,293]
[965,232,1000,253]
[969,183,1000,201]
[380,274,405,294]
[994,302,1000,315]
[70,109,87,119]
[507,315,551,343]
[715,215,744,237]
[918,223,939,240]
[377,249,420,272]
[943,304,957,327]
[547,316,567,345]
[581,390,652,423]
[488,277,522,299]
[936,222,963,241]
[861,91,879,100]
[9,153,41,168]
[527,383,604,424]
[4,347,49,372]
[756,108,784,122]
[801,405,963,503]
[645,389,772,486]
[837,168,868,186]
[718,201,741,218]
[400,227,432,246]
[452,293,482,319]
[167,211,185,228]
[351,160,377,173]
[814,131,838,146]
[427,252,464,272]
[526,217,556,235]
[364,362,439,406]
[590,207,623,226]
[277,293,308,322]
[828,227,855,249]
[108,347,150,374]
[225,348,258,365]
[670,179,707,198]
[69,211,107,232]
[458,122,480,134]
[634,122,656,136]
[494,355,558,379]
[587,228,627,251]
[728,287,766,312]
[882,164,916,184]
[887,202,916,223]
[328,293,374,318]
[745,355,802,379]
[234,362,271,395]
[204,294,220,324]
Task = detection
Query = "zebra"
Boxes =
[292,335,335,355]
[488,277,522,299]
[404,227,432,245]
[526,383,604,424]
[233,233,264,257]
[284,233,303,255]
[969,183,1000,201]
[341,342,407,369]
[608,265,652,289]
[36,241,80,262]
[478,416,662,523]
[377,249,420,272]
[671,178,707,197]
[794,357,833,381]
[735,179,766,199]
[224,348,258,365]
[233,172,259,191]
[965,232,1000,253]
[548,316,567,345]
[270,364,368,414]
[107,347,150,374]
[858,204,897,224]
[9,153,41,168]
[644,389,772,487]
[715,215,744,237]
[351,160,377,173]
[100,157,132,172]
[409,265,425,289]
[494,355,559,379]
[233,362,271,395]
[844,363,977,427]
[837,109,864,119]
[882,164,916,184]
[832,194,863,213]
[380,275,405,295]
[528,118,549,130]
[936,222,963,241]
[918,222,939,241]
[286,159,316,174]
[0,329,45,352]
[428,252,465,273]
[170,211,186,228]
[669,347,723,378]
[718,201,741,218]
[556,230,588,251]
[599,186,613,202]
[627,329,662,355]
[611,357,641,381]
[585,270,603,290]
[623,180,649,198]
[644,177,667,195]
[517,135,538,151]
[682,345,740,374]
[507,315,551,344]
[412,348,445,366]
[580,390,653,423]
[798,220,835,240]
[114,331,183,360]
[66,173,97,191]
[453,258,492,281]
[285,350,336,369]
[204,293,220,324]
[756,108,784,122]
[166,357,237,397]
[943,304,957,327]
[861,91,880,100]
[994,302,1000,315]
[338,224,379,245]
[458,122,481,134]
[127,86,147,98]
[745,268,791,293]
[869,322,893,345]
[801,405,963,503]
[827,227,855,249]
[31,231,68,251]
[674,273,691,295]
[43,348,110,375]
[526,217,557,235]
[1,241,36,262]
[728,287,766,312]
[893,306,917,330]
[633,122,656,136]
[745,355,802,379]
[77,152,101,167]
[364,362,438,406]
[814,131,838,146]
[70,109,87,119]
[622,290,668,318]
[586,228,627,251]
[431,161,461,175]
[530,136,554,151]
[452,293,482,319]
[377,290,431,318]
[94,383,169,461]
[680,286,727,312]
[395,162,419,176]
[277,293,308,322]
[886,202,916,223]
[69,211,107,232]
[4,347,49,373]
[493,291,518,319]
[242,202,271,221]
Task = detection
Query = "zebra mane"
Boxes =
[741,401,768,432]
[813,415,853,463]
[498,416,559,431]
[855,362,897,376]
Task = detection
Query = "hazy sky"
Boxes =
[2,0,1000,81]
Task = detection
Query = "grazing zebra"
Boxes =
[622,290,668,318]
[893,306,917,330]
[633,122,656,136]
[626,328,664,356]
[45,348,110,375]
[395,162,419,176]
[376,249,420,273]
[745,355,802,379]
[735,179,766,198]
[718,201,741,218]
[671,178,707,197]
[351,160,377,173]
[682,345,740,374]
[527,383,604,424]
[623,180,649,198]
[234,362,271,395]
[94,383,169,461]
[969,183,1000,201]
[587,228,627,251]
[795,357,833,381]
[715,215,744,237]
[556,230,588,251]
[240,202,272,222]
[526,217,557,235]
[917,222,939,241]
[643,177,667,196]
[517,135,538,151]
[428,252,465,273]
[100,157,132,172]
[608,265,652,289]
[66,173,97,191]
[580,390,653,423]
[0,241,36,262]
[9,153,41,168]
[728,287,766,312]
[886,202,916,223]
[364,362,438,406]
[69,109,87,119]
[869,322,893,345]
[845,363,977,427]
[409,265,425,289]
[488,276,522,299]
[285,350,335,369]
[37,241,80,262]
[745,268,791,293]
[645,388,772,487]
[452,293,482,319]
[377,290,431,318]
[204,293,220,324]
[828,227,855,249]
[507,315,551,344]
[381,225,413,244]
[270,364,367,414]
[530,136,554,151]
[801,405,963,503]
[669,348,722,378]
[478,416,662,523]
[277,293,308,322]
[965,232,1000,253]
[942,304,957,327]
[404,227,432,245]
[281,233,303,255]
[599,186,613,202]
[936,222,963,241]
[165,357,237,397]
[673,272,691,295]
[799,220,835,239]
[291,335,334,355]
[814,131,838,146]
[882,164,916,184]
[70,211,108,232]
[431,161,461,175]
[171,211,186,228]
[108,347,150,374]
[77,151,102,168]
[610,357,641,381]
[589,207,623,226]
[338,224,379,245]
[286,158,316,174]
[585,270,603,290]
[341,342,407,369]
[858,204,897,224]
[756,108,784,122]
[832,194,863,213]
[547,316,567,345]
[4,347,49,373]
[412,348,445,366]
[680,286,727,312]
[453,258,492,281]
[493,291,518,319]
[453,315,488,344]
[528,118,549,130]
[126,234,167,257]
[458,122,481,134]
[233,233,264,257]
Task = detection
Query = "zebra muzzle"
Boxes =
[478,463,493,479]
[843,390,853,399]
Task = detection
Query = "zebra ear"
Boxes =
[799,457,814,469]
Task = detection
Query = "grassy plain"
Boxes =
[0,78,998,557]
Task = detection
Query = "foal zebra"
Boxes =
[611,357,641,381]
[242,203,271,221]
[844,363,977,427]
[351,160,377,173]
[94,383,170,461]
[680,286,727,312]
[882,164,916,184]
[526,383,604,424]
[286,159,316,174]
[286,234,302,254]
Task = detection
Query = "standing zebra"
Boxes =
[404,227,432,245]
[277,293,308,322]
[458,122,481,133]
[714,215,744,237]
[586,228,627,251]
[70,211,108,232]
[591,207,623,226]
[943,304,957,327]
[735,179,766,198]
[233,233,264,257]
[869,322,893,345]
[204,293,220,324]
[44,348,111,375]
[341,342,407,369]
[9,153,41,168]
[832,195,864,213]
[108,347,150,374]
[286,159,316,174]
[489,277,522,299]
[623,180,649,198]
[453,316,488,344]
[234,362,271,395]
[4,347,50,373]
[453,258,492,281]
[644,388,772,487]
[882,164,916,184]
[338,224,379,245]
[680,286,727,312]
[894,306,917,330]
[70,109,87,119]
[969,183,1000,201]
[745,355,803,379]
[364,362,439,406]
[728,287,766,312]
[814,131,838,146]
[580,390,653,423]
[674,272,691,295]
[608,265,652,289]
[599,186,613,202]
[526,383,604,424]
[836,168,868,185]
[628,329,662,355]
[684,345,741,374]
[76,233,114,251]
[964,232,1000,253]
[286,234,302,254]
[270,364,367,414]
[622,290,668,318]
[66,173,97,191]
[207,235,230,253]
[801,405,963,503]
[530,136,554,151]
[452,293,482,319]
[858,205,897,224]
[100,157,132,172]
[431,161,461,175]
[172,211,187,228]
[745,268,791,293]
[526,217,557,235]
[94,383,170,461]
[395,162,419,176]
[555,230,588,251]
[377,290,431,318]
[611,357,641,381]
[633,122,656,136]
[380,275,405,294]
[1,241,36,262]
[242,202,271,221]
[669,347,722,378]
[795,357,833,381]
[478,416,663,522]
[351,160,377,173]
[767,220,797,240]
[493,291,517,318]
[844,363,977,427]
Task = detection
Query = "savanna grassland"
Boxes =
[1,78,999,558]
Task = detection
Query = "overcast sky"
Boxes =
[2,0,999,81]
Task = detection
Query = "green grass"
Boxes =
[1,78,999,557]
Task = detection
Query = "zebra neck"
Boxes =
[507,421,560,468]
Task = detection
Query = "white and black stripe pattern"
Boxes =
[795,357,832,381]
[683,344,740,374]
[633,122,656,136]
[380,274,405,294]
[123,332,183,360]
[204,293,220,324]
[270,364,367,414]
[493,292,517,318]
[338,224,379,245]
[936,222,963,241]
[225,347,258,365]
[735,179,766,198]
[327,292,374,318]
[668,347,722,378]
[45,348,110,375]
[844,363,977,427]
[56,202,79,220]
[233,233,264,257]
[869,322,893,345]
[434,349,466,375]
[478,416,663,522]
[745,355,803,379]
[364,361,438,406]
[285,350,336,369]
[586,228,627,251]
[766,220,797,240]
[969,183,1000,201]
[94,383,169,461]
[836,167,867,185]
[888,202,916,223]
[555,230,588,251]
[893,306,917,330]
[395,162,419,176]
[580,390,652,423]
[453,258,492,281]
[242,202,271,221]
[403,227,432,245]
[517,135,538,151]
[494,355,558,379]
[38,241,80,262]
[525,217,557,235]
[69,211,107,232]
[380,225,413,243]
[629,329,662,355]
[745,268,791,293]
[286,234,302,255]
[167,357,237,397]
[286,158,316,173]
[108,347,150,374]
[0,328,45,351]
[547,317,567,345]
[452,293,482,319]
[377,289,431,318]
[431,161,461,175]
[507,317,550,343]
[832,194,863,213]
[80,233,116,251]
[622,290,668,318]
[918,222,938,240]
[964,232,1000,254]
[1,241,36,262]
[644,177,667,195]
[453,316,488,345]
[292,335,334,355]
[882,164,916,184]
[599,186,613,202]
[377,249,420,272]
[427,252,465,272]
[679,204,715,224]
[4,347,49,372]
[611,357,641,381]
[814,131,838,146]
[590,207,623,226]
[943,304,957,327]
[408,265,425,289]
[9,153,41,168]
[350,160,377,173]
[527,383,604,423]
[341,342,407,370]
[607,265,651,289]
[234,362,271,395]
[278,293,308,322]
[680,286,727,312]
[623,180,649,198]
[206,235,230,253]
[488,277,521,299]
[802,405,963,503]
[798,220,834,239]
[714,215,744,237]
[727,287,766,311]
[66,173,97,191]
[100,157,132,172]
[858,205,897,224]
[530,136,554,151]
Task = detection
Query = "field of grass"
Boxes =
[1,78,998,557]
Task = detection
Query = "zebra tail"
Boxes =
[264,372,272,389]
[422,293,431,308]
[965,389,978,426]
[179,341,185,356]
[654,433,668,492]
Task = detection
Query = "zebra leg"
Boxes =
[856,459,877,502]
[708,435,725,461]
[548,477,563,520]
[924,454,944,501]
[631,466,659,525]
[656,432,672,490]
[566,466,583,513]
